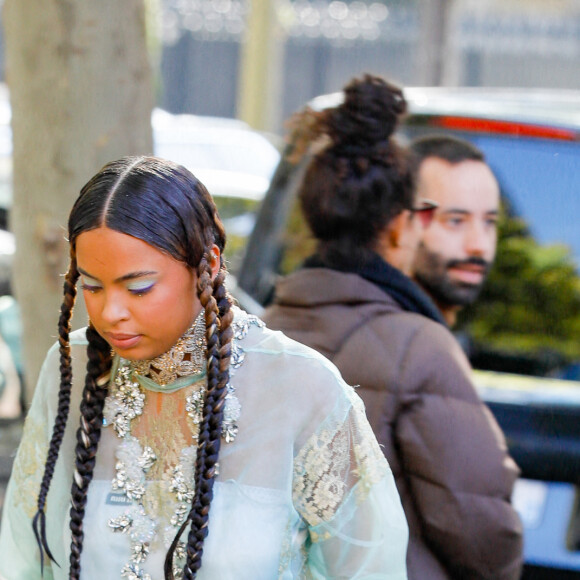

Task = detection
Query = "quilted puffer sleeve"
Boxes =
[396,321,523,580]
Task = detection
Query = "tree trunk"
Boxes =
[237,0,285,131]
[415,0,456,86]
[3,0,154,404]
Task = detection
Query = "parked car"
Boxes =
[236,86,580,579]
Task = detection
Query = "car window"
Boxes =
[473,136,580,262]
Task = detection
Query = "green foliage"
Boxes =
[280,196,316,275]
[214,197,260,274]
[457,210,580,367]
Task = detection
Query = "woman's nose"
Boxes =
[101,293,130,324]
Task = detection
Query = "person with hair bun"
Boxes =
[0,155,408,579]
[264,74,523,579]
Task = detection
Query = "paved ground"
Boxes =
[0,418,24,525]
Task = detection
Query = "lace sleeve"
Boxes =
[0,408,55,580]
[0,344,63,580]
[293,386,408,579]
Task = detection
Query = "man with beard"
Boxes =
[410,135,500,326]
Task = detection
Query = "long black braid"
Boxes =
[164,254,233,579]
[68,324,112,579]
[32,257,79,572]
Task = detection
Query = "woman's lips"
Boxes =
[105,332,142,350]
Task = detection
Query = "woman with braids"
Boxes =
[264,74,523,579]
[0,156,408,579]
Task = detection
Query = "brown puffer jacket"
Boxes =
[263,267,523,580]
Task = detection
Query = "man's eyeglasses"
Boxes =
[411,199,439,227]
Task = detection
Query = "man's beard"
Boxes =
[413,244,491,307]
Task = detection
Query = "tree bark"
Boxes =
[3,0,154,404]
[237,0,285,131]
[415,0,456,86]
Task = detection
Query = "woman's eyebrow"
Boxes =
[115,271,158,283]
[77,267,158,283]
[77,267,100,281]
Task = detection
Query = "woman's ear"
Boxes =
[376,210,418,275]
[385,210,412,248]
[208,244,221,280]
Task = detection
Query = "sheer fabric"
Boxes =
[0,310,408,579]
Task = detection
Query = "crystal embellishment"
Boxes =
[222,386,241,443]
[185,387,205,436]
[121,562,152,580]
[132,311,206,386]
[221,310,263,441]
[103,366,146,437]
[109,514,133,534]
[103,308,264,577]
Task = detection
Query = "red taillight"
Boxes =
[427,115,578,141]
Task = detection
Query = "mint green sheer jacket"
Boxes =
[0,312,408,579]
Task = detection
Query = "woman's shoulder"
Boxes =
[43,327,88,356]
[238,307,343,373]
[70,326,89,344]
[234,307,357,411]
[37,327,89,388]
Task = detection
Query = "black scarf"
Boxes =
[303,253,446,325]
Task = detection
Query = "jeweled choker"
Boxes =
[131,311,206,386]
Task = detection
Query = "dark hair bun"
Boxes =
[326,74,407,156]
[297,73,415,267]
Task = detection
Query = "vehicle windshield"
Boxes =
[474,135,580,262]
